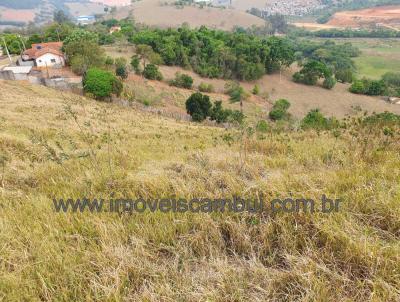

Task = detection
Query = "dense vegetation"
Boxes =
[130,26,295,80]
[290,27,400,39]
[350,72,400,97]
[291,39,359,88]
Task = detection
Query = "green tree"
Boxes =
[266,36,295,73]
[83,68,121,101]
[53,10,71,24]
[185,92,212,122]
[135,44,156,69]
[293,60,332,86]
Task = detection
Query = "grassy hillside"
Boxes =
[0,80,400,301]
[112,0,264,30]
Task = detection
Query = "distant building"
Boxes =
[21,42,65,68]
[76,15,96,25]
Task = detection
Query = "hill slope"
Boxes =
[1,80,400,300]
[113,0,265,30]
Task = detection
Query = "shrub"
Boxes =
[350,78,387,96]
[335,69,353,83]
[382,72,400,87]
[364,79,387,96]
[185,92,212,122]
[269,99,290,121]
[256,120,270,133]
[209,101,230,123]
[130,55,141,74]
[301,109,338,130]
[116,65,128,79]
[198,82,215,93]
[228,110,245,124]
[143,64,163,80]
[170,73,193,89]
[349,80,365,94]
[83,68,120,101]
[252,84,260,95]
[105,56,114,66]
[323,76,336,89]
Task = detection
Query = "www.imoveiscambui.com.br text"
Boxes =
[53,195,342,214]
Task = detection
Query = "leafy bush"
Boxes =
[323,76,336,90]
[198,82,215,93]
[382,72,400,87]
[83,68,121,101]
[105,56,114,66]
[209,101,230,123]
[301,109,338,130]
[143,64,163,80]
[335,69,353,83]
[115,57,128,79]
[116,65,128,79]
[228,110,245,124]
[130,55,141,74]
[365,79,387,96]
[170,73,193,89]
[252,84,260,95]
[349,80,365,94]
[269,99,290,121]
[185,93,212,122]
[256,120,270,133]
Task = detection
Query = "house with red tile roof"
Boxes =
[22,42,65,68]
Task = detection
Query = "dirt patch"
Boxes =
[327,5,400,30]
[0,7,37,22]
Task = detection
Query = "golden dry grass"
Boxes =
[0,80,400,301]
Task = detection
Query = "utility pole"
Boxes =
[1,36,12,63]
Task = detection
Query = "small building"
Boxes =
[76,15,96,25]
[21,42,65,68]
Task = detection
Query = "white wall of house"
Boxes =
[35,53,65,67]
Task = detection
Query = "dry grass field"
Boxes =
[0,79,400,301]
[104,44,400,119]
[112,0,265,30]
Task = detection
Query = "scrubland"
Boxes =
[0,80,399,301]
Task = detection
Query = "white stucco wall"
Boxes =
[36,53,65,67]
